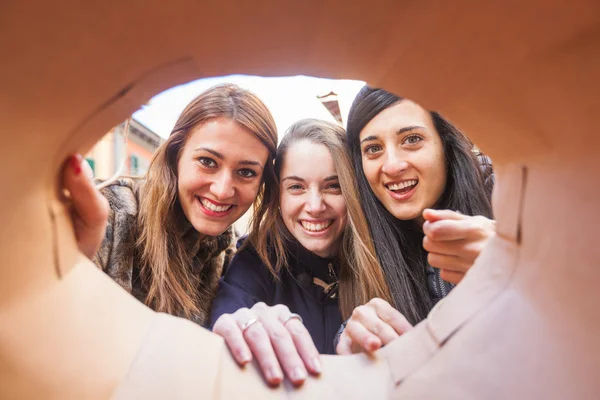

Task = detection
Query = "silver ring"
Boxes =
[283,313,303,326]
[240,317,259,333]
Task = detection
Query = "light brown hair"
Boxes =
[138,83,278,319]
[250,118,392,319]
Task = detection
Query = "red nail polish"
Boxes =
[70,154,82,175]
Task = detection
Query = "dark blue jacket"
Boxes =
[209,238,343,354]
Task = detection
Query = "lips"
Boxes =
[386,179,418,193]
[300,220,333,232]
[385,179,418,201]
[196,196,234,215]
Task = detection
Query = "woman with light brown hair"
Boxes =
[210,119,394,379]
[92,83,279,325]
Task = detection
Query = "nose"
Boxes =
[210,170,235,200]
[305,189,326,215]
[381,147,409,176]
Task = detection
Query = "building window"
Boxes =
[86,158,96,177]
[130,154,140,176]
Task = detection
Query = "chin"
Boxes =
[390,208,422,221]
[191,220,231,237]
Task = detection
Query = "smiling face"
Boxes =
[279,140,348,258]
[177,117,269,236]
[359,100,447,222]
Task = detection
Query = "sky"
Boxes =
[132,75,365,140]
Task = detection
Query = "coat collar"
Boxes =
[285,238,340,284]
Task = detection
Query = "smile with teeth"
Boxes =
[387,179,418,192]
[300,220,333,232]
[198,196,233,213]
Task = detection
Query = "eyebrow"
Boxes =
[281,175,304,183]
[281,175,338,182]
[359,125,424,144]
[194,147,263,168]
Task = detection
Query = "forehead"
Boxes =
[360,100,434,139]
[185,117,267,158]
[281,140,336,176]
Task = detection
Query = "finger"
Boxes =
[440,269,465,284]
[266,305,321,376]
[64,154,109,227]
[282,318,321,375]
[345,317,383,353]
[63,154,109,258]
[422,208,467,223]
[423,219,481,242]
[427,252,471,273]
[367,298,413,336]
[336,330,364,355]
[240,318,284,386]
[335,332,354,355]
[423,236,482,263]
[255,313,307,386]
[352,304,400,346]
[212,314,252,365]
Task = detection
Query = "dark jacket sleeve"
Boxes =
[208,239,276,329]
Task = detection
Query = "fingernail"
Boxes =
[239,350,252,364]
[69,154,83,175]
[310,358,322,374]
[267,367,283,383]
[290,366,307,382]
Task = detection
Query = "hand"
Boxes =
[422,209,496,284]
[212,303,321,386]
[62,154,109,259]
[336,298,412,355]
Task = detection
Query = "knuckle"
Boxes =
[422,236,432,251]
[369,297,385,309]
[272,304,290,314]
[253,302,268,312]
[427,224,441,240]
[244,325,263,341]
[269,326,289,343]
[427,252,439,267]
[352,305,366,320]
[286,321,307,336]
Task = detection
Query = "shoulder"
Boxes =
[225,235,276,278]
[96,176,144,217]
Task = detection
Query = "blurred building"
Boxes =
[317,91,343,124]
[86,119,164,179]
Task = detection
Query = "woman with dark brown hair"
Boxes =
[336,86,496,354]
[92,83,279,325]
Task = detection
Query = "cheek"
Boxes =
[336,199,348,219]
[237,183,261,208]
[279,196,300,228]
[361,158,379,190]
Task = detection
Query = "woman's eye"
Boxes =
[363,144,383,155]
[288,184,304,191]
[198,157,216,167]
[327,183,342,191]
[403,134,423,146]
[238,168,257,178]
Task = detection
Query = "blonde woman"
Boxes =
[90,83,278,325]
[210,119,393,381]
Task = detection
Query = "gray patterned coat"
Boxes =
[93,177,237,326]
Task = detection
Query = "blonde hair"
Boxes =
[250,118,392,319]
[138,83,277,319]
